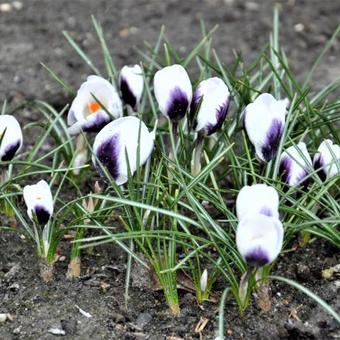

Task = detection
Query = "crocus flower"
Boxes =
[23,180,53,225]
[313,139,340,181]
[190,77,231,136]
[153,64,192,122]
[244,93,288,162]
[67,75,123,135]
[279,142,312,187]
[92,116,155,185]
[236,213,283,267]
[236,184,279,220]
[119,65,144,111]
[0,115,23,162]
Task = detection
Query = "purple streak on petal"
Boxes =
[206,97,231,136]
[34,205,51,225]
[313,153,326,181]
[82,111,111,133]
[296,167,309,186]
[261,119,283,162]
[120,76,137,110]
[67,110,77,125]
[279,155,292,184]
[245,247,269,267]
[259,206,273,217]
[1,140,21,161]
[166,87,189,122]
[95,133,120,180]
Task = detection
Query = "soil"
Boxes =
[0,0,340,339]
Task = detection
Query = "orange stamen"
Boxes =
[88,101,101,113]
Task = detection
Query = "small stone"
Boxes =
[294,23,305,32]
[245,2,259,11]
[112,311,125,323]
[48,327,66,336]
[136,312,152,329]
[296,264,310,281]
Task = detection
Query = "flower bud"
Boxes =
[119,65,144,111]
[23,180,53,225]
[236,213,283,267]
[244,93,288,162]
[279,142,312,187]
[153,64,192,122]
[313,139,340,181]
[0,115,23,161]
[190,77,230,136]
[236,184,279,220]
[92,116,155,185]
[67,75,123,135]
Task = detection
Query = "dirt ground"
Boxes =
[0,0,340,339]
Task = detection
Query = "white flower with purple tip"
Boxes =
[244,93,288,162]
[190,77,231,136]
[92,116,155,185]
[23,180,53,225]
[0,115,23,162]
[67,75,123,135]
[236,184,279,220]
[236,213,283,267]
[119,65,144,111]
[279,142,312,187]
[313,139,340,181]
[153,64,192,122]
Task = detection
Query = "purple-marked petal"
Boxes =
[35,205,52,225]
[313,153,326,181]
[120,76,137,110]
[279,155,292,184]
[1,140,21,161]
[81,111,111,133]
[166,87,189,122]
[245,247,270,266]
[259,206,273,217]
[205,97,230,136]
[95,133,120,180]
[261,118,283,162]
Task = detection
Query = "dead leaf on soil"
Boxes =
[289,304,303,321]
[194,317,209,333]
[322,264,340,279]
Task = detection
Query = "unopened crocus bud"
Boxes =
[244,93,288,162]
[236,184,279,220]
[119,65,144,111]
[200,269,208,293]
[0,115,23,161]
[92,116,155,185]
[279,142,312,187]
[23,180,53,225]
[313,139,340,181]
[236,213,283,267]
[190,77,231,136]
[67,75,123,135]
[153,64,192,122]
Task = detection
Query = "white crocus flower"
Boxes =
[0,115,23,161]
[23,180,54,225]
[190,77,231,136]
[279,142,312,187]
[244,93,288,162]
[236,184,279,220]
[236,213,284,267]
[313,139,340,181]
[119,65,144,111]
[67,75,123,135]
[153,64,192,122]
[200,269,208,293]
[92,116,155,185]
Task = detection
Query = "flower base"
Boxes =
[39,258,54,283]
[66,257,81,279]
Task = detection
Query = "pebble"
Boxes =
[136,312,152,329]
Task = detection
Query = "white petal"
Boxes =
[0,115,23,161]
[153,64,192,121]
[119,65,144,110]
[236,213,283,266]
[314,139,340,179]
[193,77,230,135]
[244,93,288,162]
[93,116,155,185]
[236,184,279,220]
[67,75,122,133]
[23,180,53,223]
[280,142,312,186]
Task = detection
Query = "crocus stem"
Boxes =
[72,134,88,175]
[39,257,54,284]
[0,167,8,185]
[191,134,204,176]
[239,268,253,306]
